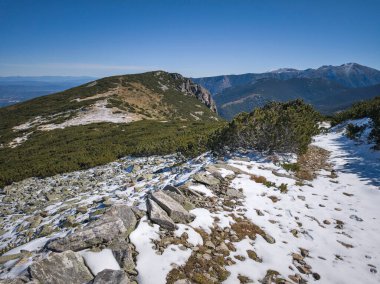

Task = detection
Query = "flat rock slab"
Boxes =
[93,269,130,284]
[47,216,126,252]
[151,191,195,223]
[29,250,93,284]
[146,198,176,230]
[226,188,245,198]
[193,173,220,186]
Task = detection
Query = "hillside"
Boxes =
[0,71,222,186]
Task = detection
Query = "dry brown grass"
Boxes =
[250,174,268,184]
[231,217,265,241]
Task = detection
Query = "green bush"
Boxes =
[333,96,380,147]
[0,120,223,187]
[345,123,366,140]
[211,100,320,154]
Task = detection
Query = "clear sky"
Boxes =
[0,0,379,77]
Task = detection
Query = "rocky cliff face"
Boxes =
[170,73,217,113]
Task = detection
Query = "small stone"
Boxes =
[203,253,212,261]
[76,206,87,214]
[297,265,312,274]
[292,253,304,262]
[205,241,215,249]
[312,272,321,280]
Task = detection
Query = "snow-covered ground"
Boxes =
[129,119,380,283]
[39,100,139,130]
[1,119,379,283]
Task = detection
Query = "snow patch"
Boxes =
[79,248,120,275]
[130,217,192,284]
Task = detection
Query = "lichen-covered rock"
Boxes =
[104,204,137,236]
[92,269,130,284]
[29,250,93,284]
[146,198,176,230]
[151,191,195,223]
[47,216,126,252]
[110,241,136,275]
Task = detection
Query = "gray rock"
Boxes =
[92,269,130,284]
[0,278,27,284]
[163,184,183,195]
[205,165,224,179]
[47,216,126,252]
[225,188,244,198]
[146,198,176,230]
[105,204,137,235]
[214,163,246,175]
[111,243,136,274]
[164,191,195,211]
[193,173,220,186]
[151,191,195,223]
[29,250,93,284]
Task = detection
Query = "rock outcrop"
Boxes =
[170,73,217,113]
[29,251,93,284]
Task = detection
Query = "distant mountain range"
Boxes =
[193,63,380,119]
[0,76,96,107]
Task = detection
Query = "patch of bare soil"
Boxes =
[296,145,332,180]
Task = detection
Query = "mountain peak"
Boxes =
[270,68,299,73]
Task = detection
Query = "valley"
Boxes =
[193,63,380,120]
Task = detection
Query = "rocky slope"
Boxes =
[0,119,379,283]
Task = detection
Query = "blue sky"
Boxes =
[0,0,379,77]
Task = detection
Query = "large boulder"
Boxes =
[104,204,137,236]
[146,198,176,230]
[92,269,130,284]
[151,191,195,223]
[47,216,126,252]
[29,250,93,284]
